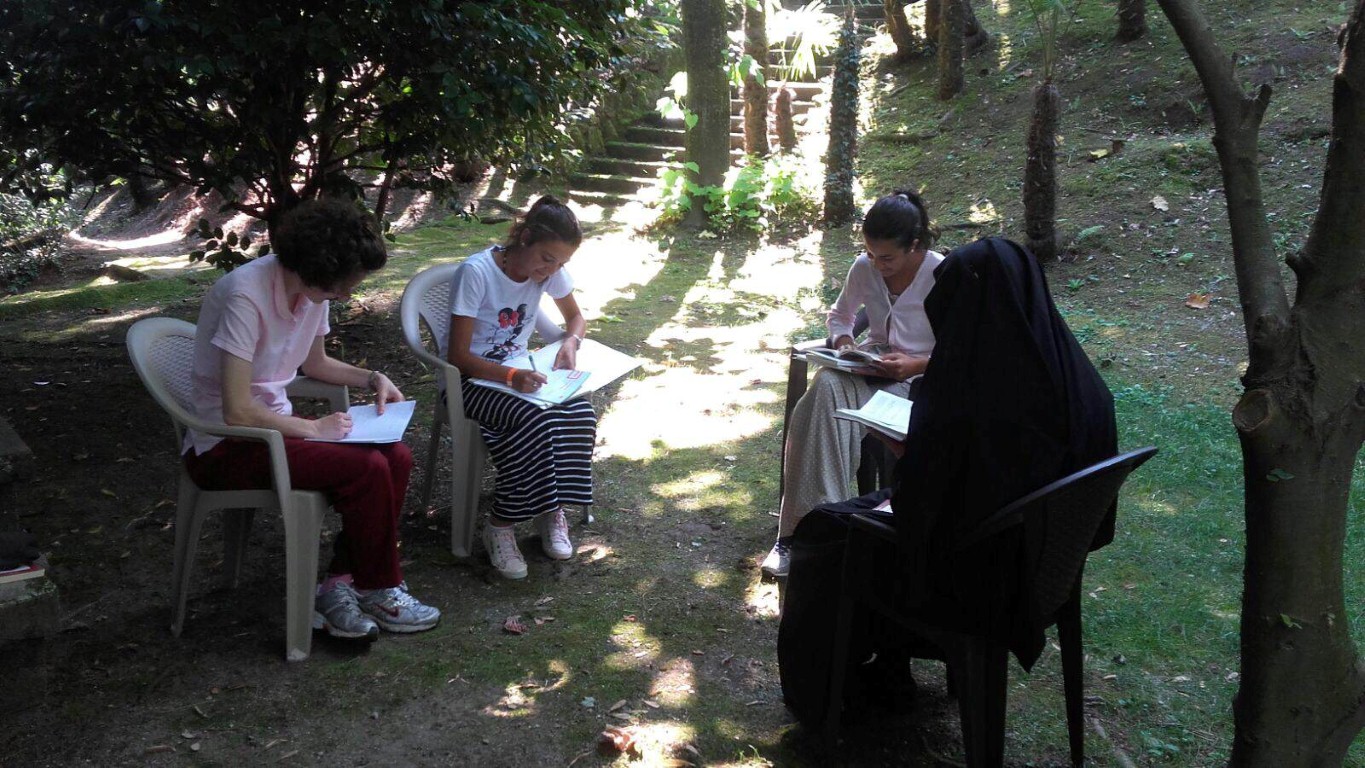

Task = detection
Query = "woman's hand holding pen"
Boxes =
[512,359,547,393]
[313,411,353,440]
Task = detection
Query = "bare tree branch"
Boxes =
[1155,0,1292,383]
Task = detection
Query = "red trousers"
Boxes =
[184,438,412,589]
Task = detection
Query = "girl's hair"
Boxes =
[862,188,936,249]
[503,195,582,252]
[274,198,387,289]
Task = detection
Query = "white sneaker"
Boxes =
[483,522,528,579]
[761,538,791,578]
[536,508,574,560]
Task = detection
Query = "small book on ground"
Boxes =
[471,338,641,408]
[306,399,417,444]
[0,560,46,585]
[834,389,913,442]
[806,344,885,371]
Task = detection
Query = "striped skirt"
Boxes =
[460,380,597,522]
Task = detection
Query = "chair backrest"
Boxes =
[400,261,566,360]
[961,447,1158,622]
[126,317,201,445]
[401,262,460,357]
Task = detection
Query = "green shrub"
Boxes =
[0,187,76,294]
[653,154,818,234]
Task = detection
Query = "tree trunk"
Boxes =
[963,0,991,56]
[774,86,798,152]
[823,9,859,226]
[681,0,731,228]
[1156,0,1365,763]
[924,0,942,49]
[884,0,918,60]
[127,171,155,210]
[1116,0,1147,42]
[743,0,770,156]
[1024,81,1059,262]
[937,0,965,100]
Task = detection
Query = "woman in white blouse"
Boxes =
[762,189,944,577]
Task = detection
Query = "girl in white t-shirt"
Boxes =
[762,189,944,578]
[443,195,596,579]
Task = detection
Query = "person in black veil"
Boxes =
[777,237,1117,731]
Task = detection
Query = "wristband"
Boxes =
[569,333,584,347]
[505,367,517,387]
[367,370,382,391]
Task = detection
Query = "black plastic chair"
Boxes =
[779,308,898,501]
[824,446,1159,766]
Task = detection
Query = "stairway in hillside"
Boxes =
[568,1,883,208]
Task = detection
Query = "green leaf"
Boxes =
[1280,613,1302,629]
[1077,225,1104,242]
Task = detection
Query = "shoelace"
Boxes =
[330,582,362,607]
[489,528,523,559]
[383,588,420,608]
[547,512,571,546]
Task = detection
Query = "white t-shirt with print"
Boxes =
[444,246,573,363]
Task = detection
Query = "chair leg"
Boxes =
[956,640,1008,768]
[222,508,255,589]
[823,590,858,746]
[420,405,444,510]
[282,492,326,662]
[170,481,207,637]
[449,423,484,558]
[1058,595,1086,767]
[777,353,809,502]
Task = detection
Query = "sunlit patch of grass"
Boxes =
[0,274,206,320]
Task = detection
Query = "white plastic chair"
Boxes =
[399,263,565,557]
[126,317,347,662]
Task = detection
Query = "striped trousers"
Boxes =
[460,381,597,522]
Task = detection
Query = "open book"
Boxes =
[805,344,885,371]
[306,400,417,444]
[471,338,641,408]
[833,389,913,442]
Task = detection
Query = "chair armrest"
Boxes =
[286,376,349,413]
[183,420,296,508]
[849,513,897,543]
[534,312,566,344]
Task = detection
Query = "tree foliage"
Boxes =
[0,0,669,226]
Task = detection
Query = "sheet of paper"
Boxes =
[306,400,417,444]
[857,390,912,428]
[834,390,912,441]
[471,338,641,407]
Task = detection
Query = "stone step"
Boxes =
[624,125,685,148]
[731,98,818,115]
[571,172,652,196]
[584,157,676,178]
[633,112,688,130]
[568,189,635,208]
[824,3,886,20]
[601,140,680,163]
